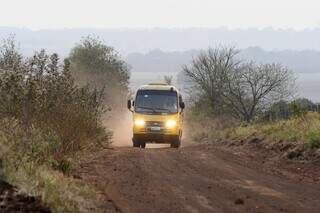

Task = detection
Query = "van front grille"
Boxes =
[145,121,165,128]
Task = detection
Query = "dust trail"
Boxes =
[104,110,133,147]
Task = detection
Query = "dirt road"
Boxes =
[77,144,320,213]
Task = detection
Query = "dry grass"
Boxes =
[185,109,238,142]
[0,121,110,212]
[1,148,108,213]
[221,112,320,149]
[188,110,320,150]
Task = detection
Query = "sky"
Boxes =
[0,0,319,30]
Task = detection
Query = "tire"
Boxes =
[140,141,146,149]
[133,138,140,147]
[170,137,181,148]
[133,137,146,148]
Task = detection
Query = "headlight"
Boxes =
[166,120,177,128]
[134,119,145,127]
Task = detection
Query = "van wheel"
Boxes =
[133,138,140,147]
[140,141,146,149]
[170,138,181,148]
[133,138,146,148]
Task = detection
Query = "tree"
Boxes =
[225,62,295,122]
[183,47,295,122]
[263,100,290,121]
[0,37,108,151]
[0,35,23,72]
[183,47,239,115]
[293,98,316,111]
[69,36,129,88]
[164,75,173,85]
[68,35,130,109]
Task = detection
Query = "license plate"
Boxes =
[150,126,161,131]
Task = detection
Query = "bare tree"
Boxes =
[224,62,295,122]
[183,47,239,114]
[183,47,295,122]
[164,75,173,85]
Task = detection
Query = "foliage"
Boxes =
[221,112,320,150]
[306,130,320,149]
[0,124,107,212]
[261,98,320,121]
[185,107,238,142]
[0,36,116,211]
[0,41,110,158]
[183,46,295,122]
[68,35,130,109]
[163,75,173,85]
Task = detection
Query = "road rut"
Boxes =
[77,144,320,213]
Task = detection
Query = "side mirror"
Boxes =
[179,101,185,110]
[127,100,132,111]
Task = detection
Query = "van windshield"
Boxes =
[135,90,178,114]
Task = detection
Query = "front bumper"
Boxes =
[133,120,180,135]
[133,133,180,143]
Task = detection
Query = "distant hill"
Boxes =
[1,27,320,74]
[126,49,199,73]
[1,27,320,56]
[0,27,318,100]
[126,47,320,74]
[240,47,320,73]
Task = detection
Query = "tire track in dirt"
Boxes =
[77,145,320,213]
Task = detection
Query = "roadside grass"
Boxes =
[0,121,112,212]
[188,111,320,150]
[222,112,320,149]
[1,158,100,212]
[185,109,238,142]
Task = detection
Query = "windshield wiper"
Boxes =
[154,107,172,112]
[136,106,156,112]
[137,106,174,113]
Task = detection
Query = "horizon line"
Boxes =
[1,26,320,32]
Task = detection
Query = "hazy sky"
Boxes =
[1,0,319,30]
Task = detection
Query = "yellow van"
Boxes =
[127,83,185,148]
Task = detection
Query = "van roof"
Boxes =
[138,83,178,91]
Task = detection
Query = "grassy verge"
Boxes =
[224,112,320,149]
[1,159,99,212]
[189,111,320,150]
[0,121,111,212]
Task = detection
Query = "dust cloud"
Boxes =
[104,110,133,147]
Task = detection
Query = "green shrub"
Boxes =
[0,36,118,212]
[53,159,72,174]
[306,130,320,149]
[0,40,110,158]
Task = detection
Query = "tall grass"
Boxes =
[223,112,320,149]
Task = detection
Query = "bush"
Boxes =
[69,36,130,110]
[0,37,111,167]
[306,130,320,149]
[0,36,116,212]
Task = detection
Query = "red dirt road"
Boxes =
[77,144,320,213]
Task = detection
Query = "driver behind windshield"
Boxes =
[163,97,177,112]
[135,90,178,114]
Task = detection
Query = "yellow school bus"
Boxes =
[127,83,185,148]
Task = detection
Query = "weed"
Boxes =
[306,130,320,149]
[192,112,320,149]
